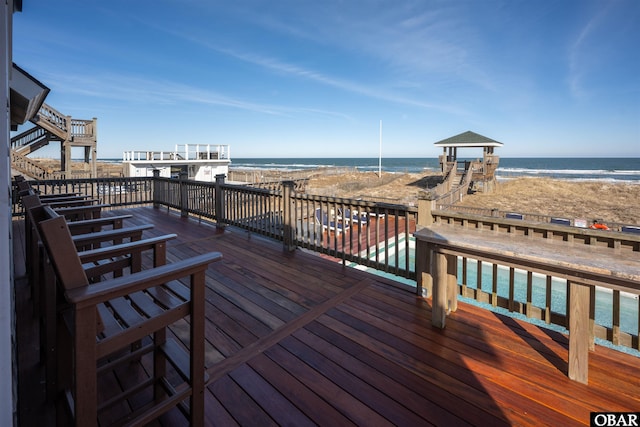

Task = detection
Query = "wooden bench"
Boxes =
[22,193,151,309]
[415,224,640,384]
[22,195,178,402]
[36,205,222,425]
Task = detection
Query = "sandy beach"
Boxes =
[52,160,640,226]
[304,171,640,225]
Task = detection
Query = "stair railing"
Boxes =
[10,150,52,180]
[32,103,69,140]
[11,126,49,151]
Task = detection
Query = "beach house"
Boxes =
[122,144,231,181]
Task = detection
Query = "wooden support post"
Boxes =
[415,239,432,297]
[568,281,590,384]
[417,196,434,227]
[92,118,98,178]
[179,171,188,218]
[74,305,98,426]
[215,174,226,229]
[152,169,160,209]
[282,181,296,251]
[190,270,206,426]
[432,250,448,328]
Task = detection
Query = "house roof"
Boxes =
[10,63,49,129]
[433,131,503,148]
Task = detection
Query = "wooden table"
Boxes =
[414,224,640,384]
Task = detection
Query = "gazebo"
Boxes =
[434,130,503,193]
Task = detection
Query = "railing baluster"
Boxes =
[508,267,515,313]
[492,263,498,307]
[526,271,533,318]
[613,290,621,346]
[545,276,552,324]
[462,257,468,295]
[477,260,483,294]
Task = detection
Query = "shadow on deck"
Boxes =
[15,206,640,426]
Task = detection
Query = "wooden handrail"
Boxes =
[32,103,69,139]
[430,209,640,252]
[414,222,640,384]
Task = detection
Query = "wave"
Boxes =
[499,167,640,176]
[103,156,640,183]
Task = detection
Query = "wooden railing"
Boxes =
[70,118,96,141]
[32,103,69,139]
[290,192,417,278]
[429,161,456,198]
[437,204,637,232]
[227,166,354,185]
[415,208,640,383]
[151,176,418,276]
[10,126,50,151]
[13,176,639,357]
[13,176,154,215]
[123,144,230,162]
[416,206,640,355]
[11,150,52,180]
[428,160,480,204]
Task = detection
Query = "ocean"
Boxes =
[100,156,640,182]
[226,157,640,183]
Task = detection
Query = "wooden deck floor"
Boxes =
[15,206,640,426]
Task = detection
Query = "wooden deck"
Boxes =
[14,206,640,426]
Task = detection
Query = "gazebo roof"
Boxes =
[433,131,503,148]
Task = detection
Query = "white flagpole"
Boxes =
[379,120,382,178]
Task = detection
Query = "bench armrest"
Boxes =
[37,192,80,199]
[35,194,88,202]
[71,224,154,247]
[67,215,133,234]
[66,252,223,308]
[80,234,177,280]
[78,234,177,263]
[46,199,100,208]
[54,204,111,221]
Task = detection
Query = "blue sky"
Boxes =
[12,0,640,159]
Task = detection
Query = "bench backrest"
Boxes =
[37,206,90,291]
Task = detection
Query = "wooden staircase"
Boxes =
[427,160,480,206]
[11,103,97,179]
[11,150,52,180]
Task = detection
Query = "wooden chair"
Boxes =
[36,206,221,425]
[22,193,152,310]
[22,195,174,402]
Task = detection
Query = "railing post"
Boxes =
[568,281,590,384]
[152,169,160,209]
[91,117,98,178]
[214,174,226,229]
[180,171,189,218]
[415,239,432,297]
[417,192,435,228]
[282,180,296,252]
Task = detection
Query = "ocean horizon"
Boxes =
[97,157,640,184]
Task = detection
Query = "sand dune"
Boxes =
[41,160,640,226]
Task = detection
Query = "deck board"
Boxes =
[14,206,640,426]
